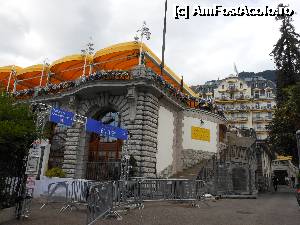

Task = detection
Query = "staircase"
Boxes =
[171,158,214,180]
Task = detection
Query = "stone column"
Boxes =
[126,91,159,178]
[62,124,81,178]
[172,111,184,175]
[140,92,159,177]
[61,96,81,178]
[125,66,159,178]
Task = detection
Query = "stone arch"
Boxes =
[74,93,129,179]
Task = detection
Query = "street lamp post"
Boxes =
[81,37,94,78]
[6,65,16,93]
[135,21,151,65]
[39,59,49,88]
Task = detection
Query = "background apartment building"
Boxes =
[193,75,276,140]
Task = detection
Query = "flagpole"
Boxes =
[161,0,168,76]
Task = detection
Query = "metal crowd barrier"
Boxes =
[86,179,210,225]
[86,180,143,224]
[86,182,113,225]
[139,179,207,203]
[40,179,92,213]
[39,178,211,225]
[20,187,34,219]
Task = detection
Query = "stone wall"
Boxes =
[56,88,159,178]
[126,92,159,178]
[182,149,214,170]
[41,66,227,180]
[215,129,258,195]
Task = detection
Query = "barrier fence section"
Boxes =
[86,180,143,225]
[40,179,92,212]
[139,179,207,201]
[86,179,208,225]
[86,182,113,225]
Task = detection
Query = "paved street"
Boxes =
[2,186,300,225]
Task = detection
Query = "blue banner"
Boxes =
[49,107,74,127]
[85,118,128,140]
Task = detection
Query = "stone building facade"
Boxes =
[30,65,227,179]
[3,41,228,180]
[214,75,276,140]
[255,140,274,192]
[214,128,258,195]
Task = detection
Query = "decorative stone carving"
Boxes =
[126,86,137,122]
[68,95,78,112]
[131,65,147,79]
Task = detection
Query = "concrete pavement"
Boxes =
[2,186,300,225]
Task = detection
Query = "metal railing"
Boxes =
[40,179,92,213]
[86,161,121,181]
[139,179,207,201]
[41,178,210,225]
[86,179,209,225]
[86,181,114,225]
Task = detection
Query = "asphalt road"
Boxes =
[2,186,300,225]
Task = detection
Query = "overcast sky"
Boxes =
[1,0,300,85]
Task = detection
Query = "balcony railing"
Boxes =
[255,127,268,132]
[224,106,251,111]
[264,116,273,121]
[252,95,275,100]
[236,116,248,121]
[251,106,274,111]
[227,86,238,92]
[253,116,264,122]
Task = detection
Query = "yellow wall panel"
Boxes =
[191,126,210,142]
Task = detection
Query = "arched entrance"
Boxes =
[232,167,247,192]
[86,109,123,180]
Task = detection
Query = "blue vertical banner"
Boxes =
[49,107,75,127]
[85,118,128,140]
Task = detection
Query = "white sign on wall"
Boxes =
[26,139,50,176]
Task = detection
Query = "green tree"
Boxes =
[268,4,300,165]
[267,83,300,164]
[270,4,300,105]
[0,93,38,173]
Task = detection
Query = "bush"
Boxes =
[45,167,66,178]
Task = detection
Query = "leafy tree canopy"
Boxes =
[267,83,300,164]
[0,93,38,164]
[268,4,300,165]
[270,4,300,105]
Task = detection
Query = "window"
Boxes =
[267,112,272,119]
[222,85,224,89]
[260,90,265,96]
[267,103,272,109]
[255,103,260,109]
[230,93,234,99]
[240,83,243,89]
[254,91,259,98]
[266,91,271,97]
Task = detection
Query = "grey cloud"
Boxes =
[0,0,299,85]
